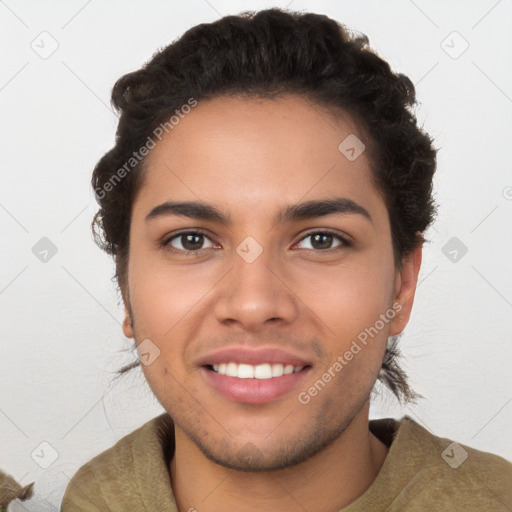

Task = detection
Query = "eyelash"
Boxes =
[160,229,351,255]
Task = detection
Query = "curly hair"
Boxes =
[92,8,437,403]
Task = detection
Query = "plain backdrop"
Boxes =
[1,0,511,509]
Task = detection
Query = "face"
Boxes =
[122,94,420,471]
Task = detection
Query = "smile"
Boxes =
[210,362,306,379]
[202,364,311,404]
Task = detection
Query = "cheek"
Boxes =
[128,246,214,338]
[127,246,222,389]
[299,255,395,387]
[305,259,395,338]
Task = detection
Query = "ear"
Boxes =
[389,241,423,336]
[120,285,134,338]
[122,307,134,338]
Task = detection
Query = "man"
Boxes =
[61,8,512,511]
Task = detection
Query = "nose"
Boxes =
[212,239,300,332]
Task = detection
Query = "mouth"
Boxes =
[207,362,308,379]
[201,362,312,404]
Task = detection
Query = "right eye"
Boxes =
[163,230,217,254]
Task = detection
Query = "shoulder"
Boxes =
[393,416,512,510]
[60,413,173,511]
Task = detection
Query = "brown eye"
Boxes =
[295,231,350,251]
[165,231,215,252]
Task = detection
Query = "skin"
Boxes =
[122,94,422,512]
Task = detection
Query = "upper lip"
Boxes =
[197,346,312,367]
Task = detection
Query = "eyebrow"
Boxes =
[145,197,372,225]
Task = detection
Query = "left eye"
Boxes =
[295,231,349,251]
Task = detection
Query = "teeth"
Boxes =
[254,364,272,379]
[226,362,238,377]
[211,362,304,379]
[271,364,283,377]
[284,364,294,375]
[237,364,254,379]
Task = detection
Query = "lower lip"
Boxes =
[201,367,311,404]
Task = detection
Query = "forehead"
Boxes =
[134,94,385,221]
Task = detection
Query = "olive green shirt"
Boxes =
[60,413,512,511]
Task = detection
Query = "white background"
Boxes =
[1,0,511,509]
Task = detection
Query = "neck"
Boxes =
[169,404,389,512]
